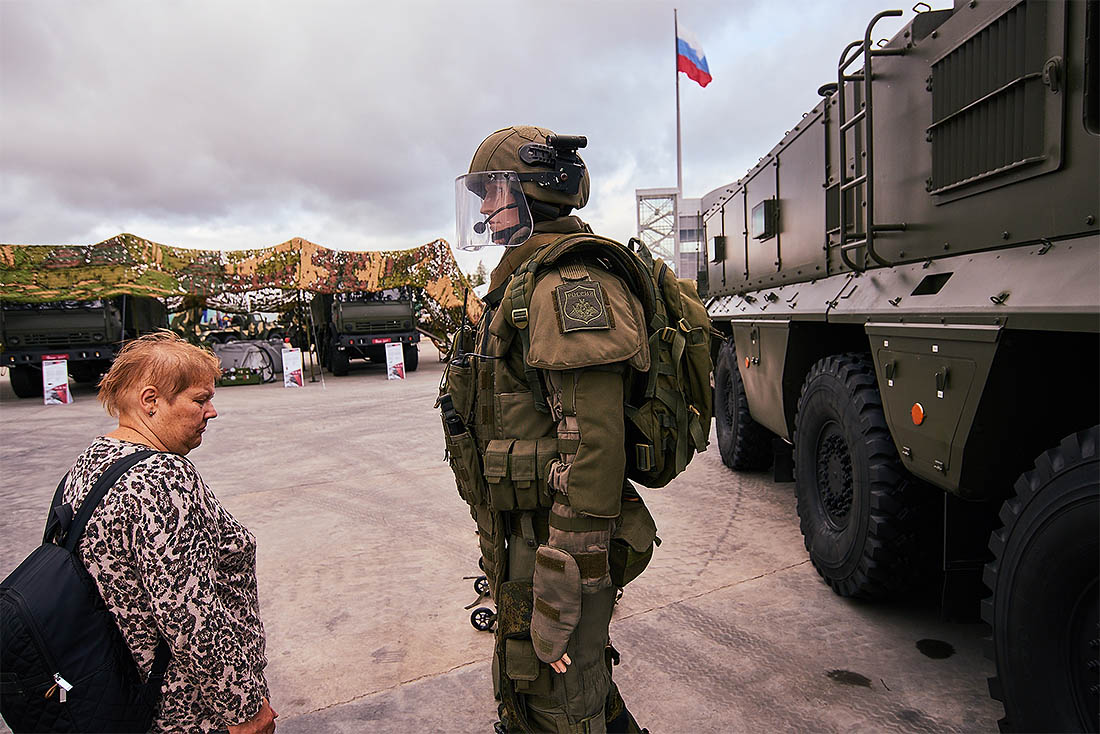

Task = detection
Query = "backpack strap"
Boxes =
[506,259,549,413]
[63,450,158,553]
[43,474,71,544]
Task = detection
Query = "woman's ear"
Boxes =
[138,386,160,417]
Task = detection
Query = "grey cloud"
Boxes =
[2,0,919,251]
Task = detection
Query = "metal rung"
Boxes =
[843,73,865,82]
[842,238,868,251]
[840,109,866,132]
[871,47,906,56]
[841,174,867,192]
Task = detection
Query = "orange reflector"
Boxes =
[911,403,925,425]
[745,357,750,368]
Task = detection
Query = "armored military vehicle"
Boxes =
[699,1,1098,730]
[311,293,420,376]
[1,296,167,398]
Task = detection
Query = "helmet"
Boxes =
[468,125,590,210]
[455,125,590,250]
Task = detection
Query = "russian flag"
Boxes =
[677,26,711,88]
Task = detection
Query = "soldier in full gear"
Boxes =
[444,126,655,733]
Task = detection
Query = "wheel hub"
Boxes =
[816,424,854,528]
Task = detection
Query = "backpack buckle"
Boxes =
[678,318,693,332]
[635,443,655,471]
[660,327,677,343]
[511,308,529,328]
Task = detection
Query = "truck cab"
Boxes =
[312,292,420,376]
[2,296,167,398]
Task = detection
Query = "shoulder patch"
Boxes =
[553,281,612,333]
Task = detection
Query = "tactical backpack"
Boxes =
[0,451,171,734]
[500,233,713,488]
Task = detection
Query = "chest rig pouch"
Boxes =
[439,301,562,515]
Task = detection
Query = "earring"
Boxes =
[148,411,155,417]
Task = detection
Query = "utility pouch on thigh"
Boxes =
[504,638,553,697]
[444,430,485,507]
[609,496,658,588]
[496,579,534,639]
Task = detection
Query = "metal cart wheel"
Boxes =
[470,607,496,632]
[473,575,490,597]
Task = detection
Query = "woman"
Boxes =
[65,331,276,734]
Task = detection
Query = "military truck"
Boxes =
[1,296,168,398]
[699,2,1098,730]
[197,311,284,345]
[312,293,420,376]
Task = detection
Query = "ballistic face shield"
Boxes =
[454,170,534,250]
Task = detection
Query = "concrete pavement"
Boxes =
[0,352,1001,732]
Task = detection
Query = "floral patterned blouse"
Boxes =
[64,436,268,733]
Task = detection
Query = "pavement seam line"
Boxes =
[281,560,811,721]
[282,657,492,721]
[614,559,812,623]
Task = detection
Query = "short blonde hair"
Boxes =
[98,331,222,417]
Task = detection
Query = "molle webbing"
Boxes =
[530,628,554,657]
[549,511,609,533]
[535,597,560,623]
[573,552,608,580]
[535,552,566,573]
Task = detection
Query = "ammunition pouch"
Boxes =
[444,429,485,507]
[484,437,573,512]
[608,495,658,588]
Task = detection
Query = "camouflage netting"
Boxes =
[0,233,484,349]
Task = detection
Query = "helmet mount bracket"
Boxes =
[517,135,587,197]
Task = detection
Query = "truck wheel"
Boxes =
[714,339,773,470]
[330,347,349,376]
[403,344,419,372]
[793,353,918,599]
[983,425,1098,733]
[8,365,41,399]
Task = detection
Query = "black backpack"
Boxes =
[0,450,171,734]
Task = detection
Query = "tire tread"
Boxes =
[794,352,920,599]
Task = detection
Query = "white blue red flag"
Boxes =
[677,26,711,88]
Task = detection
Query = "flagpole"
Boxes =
[673,8,682,269]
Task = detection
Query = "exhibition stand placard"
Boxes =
[282,347,304,387]
[385,342,405,380]
[42,357,73,405]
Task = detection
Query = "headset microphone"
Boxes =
[473,203,517,234]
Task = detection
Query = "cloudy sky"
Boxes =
[1,0,923,272]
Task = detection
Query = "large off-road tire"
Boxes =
[9,365,41,399]
[793,353,919,599]
[983,425,1099,733]
[714,339,773,470]
[403,344,419,372]
[330,346,349,376]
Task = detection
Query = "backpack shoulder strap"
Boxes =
[64,449,158,552]
[42,473,70,544]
